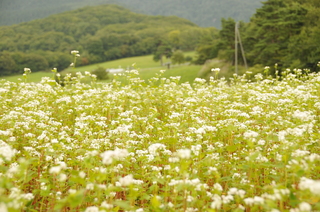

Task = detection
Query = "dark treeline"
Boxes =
[0,4,217,76]
[0,0,262,28]
[197,0,320,74]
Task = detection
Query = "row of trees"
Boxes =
[0,51,71,76]
[0,4,212,76]
[196,0,320,74]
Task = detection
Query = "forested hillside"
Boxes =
[0,0,262,28]
[196,0,320,75]
[0,4,218,76]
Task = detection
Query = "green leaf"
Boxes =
[226,145,238,152]
[114,200,131,210]
[296,169,305,177]
[151,195,160,208]
[68,190,85,208]
[289,192,298,207]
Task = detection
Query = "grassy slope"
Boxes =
[1,52,201,83]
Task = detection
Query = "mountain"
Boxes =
[0,4,217,76]
[0,0,262,28]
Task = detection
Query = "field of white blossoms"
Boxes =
[0,68,320,212]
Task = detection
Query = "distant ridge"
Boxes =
[0,0,262,28]
[0,4,213,76]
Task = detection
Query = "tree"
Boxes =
[23,54,49,72]
[153,42,173,66]
[167,30,181,49]
[194,27,220,64]
[171,50,185,65]
[285,2,320,70]
[0,52,17,76]
[10,52,49,73]
[91,67,109,80]
[85,37,104,59]
[42,51,72,71]
[244,0,307,68]
[216,18,237,64]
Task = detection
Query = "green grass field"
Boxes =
[1,71,53,83]
[0,52,200,83]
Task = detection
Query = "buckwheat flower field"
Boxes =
[0,69,319,212]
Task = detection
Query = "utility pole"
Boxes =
[235,22,238,75]
[235,21,247,74]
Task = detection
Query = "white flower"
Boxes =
[0,140,16,162]
[228,188,238,195]
[148,143,166,156]
[258,139,266,145]
[49,166,61,174]
[21,193,34,201]
[243,130,259,139]
[51,139,59,143]
[0,203,8,212]
[244,197,254,206]
[86,183,95,190]
[79,171,86,178]
[68,189,76,194]
[211,68,220,73]
[187,195,194,202]
[253,196,264,205]
[71,50,79,54]
[191,144,202,156]
[211,194,222,209]
[118,174,134,186]
[100,149,129,165]
[292,110,314,122]
[299,177,320,195]
[299,202,311,212]
[101,201,113,209]
[177,149,191,159]
[84,206,99,212]
[185,208,198,212]
[58,174,67,182]
[24,67,31,73]
[168,202,174,208]
[40,182,47,191]
[213,183,223,191]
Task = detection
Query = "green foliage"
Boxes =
[91,67,109,80]
[0,52,17,76]
[195,0,320,74]
[19,53,49,72]
[197,58,233,80]
[41,51,72,71]
[194,27,220,64]
[153,42,173,66]
[0,4,208,76]
[194,45,219,65]
[171,50,185,65]
[185,56,193,62]
[244,0,308,70]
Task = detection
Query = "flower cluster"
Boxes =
[0,70,319,211]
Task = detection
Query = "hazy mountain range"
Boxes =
[0,0,262,28]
